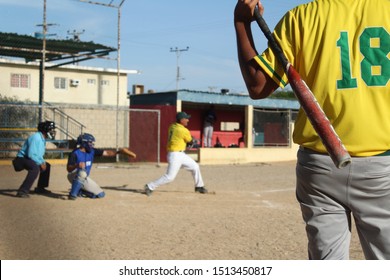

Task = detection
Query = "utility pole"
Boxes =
[38,0,47,122]
[78,0,126,163]
[170,46,189,91]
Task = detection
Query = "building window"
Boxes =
[101,80,110,86]
[87,79,96,85]
[11,74,30,88]
[54,77,67,89]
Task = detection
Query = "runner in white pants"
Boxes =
[144,112,208,196]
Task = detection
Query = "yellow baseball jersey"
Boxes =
[254,0,390,156]
[166,122,192,152]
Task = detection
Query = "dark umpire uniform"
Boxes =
[12,121,56,198]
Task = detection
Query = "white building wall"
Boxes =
[0,58,134,106]
[0,62,39,102]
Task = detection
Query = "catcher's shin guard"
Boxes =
[69,169,87,197]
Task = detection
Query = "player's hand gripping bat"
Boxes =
[253,6,351,168]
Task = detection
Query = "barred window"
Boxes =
[101,80,110,86]
[11,74,30,88]
[87,78,96,85]
[54,77,67,89]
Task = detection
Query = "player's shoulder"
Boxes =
[67,149,77,160]
[28,131,42,141]
[70,148,80,156]
[170,122,183,129]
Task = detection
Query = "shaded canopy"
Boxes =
[0,32,116,66]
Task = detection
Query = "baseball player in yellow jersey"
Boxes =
[144,112,208,196]
[235,0,390,259]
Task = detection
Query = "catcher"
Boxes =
[67,133,136,200]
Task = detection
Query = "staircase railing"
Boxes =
[0,103,86,150]
[45,105,85,140]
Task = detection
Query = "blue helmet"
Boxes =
[77,133,95,153]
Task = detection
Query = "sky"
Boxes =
[0,0,309,94]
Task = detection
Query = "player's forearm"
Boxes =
[67,161,85,172]
[235,20,277,99]
[67,164,77,173]
[235,21,263,95]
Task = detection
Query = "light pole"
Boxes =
[78,0,126,162]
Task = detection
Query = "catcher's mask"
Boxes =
[37,121,56,139]
[77,133,95,153]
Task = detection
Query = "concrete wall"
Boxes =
[197,143,299,165]
[55,105,130,148]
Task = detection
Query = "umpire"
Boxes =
[12,121,56,198]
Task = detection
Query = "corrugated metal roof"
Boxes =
[0,32,116,65]
[131,90,300,110]
[177,90,299,109]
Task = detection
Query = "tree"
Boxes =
[269,90,297,100]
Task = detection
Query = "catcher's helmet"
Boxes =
[37,121,56,139]
[77,133,95,152]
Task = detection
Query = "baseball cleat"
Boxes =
[34,188,52,194]
[195,186,208,194]
[144,184,153,196]
[16,192,30,198]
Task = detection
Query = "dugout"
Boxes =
[129,89,300,165]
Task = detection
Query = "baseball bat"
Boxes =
[253,6,351,168]
[119,148,137,159]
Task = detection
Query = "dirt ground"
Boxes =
[0,160,364,260]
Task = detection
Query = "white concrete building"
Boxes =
[0,58,139,106]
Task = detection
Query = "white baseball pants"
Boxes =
[147,151,204,190]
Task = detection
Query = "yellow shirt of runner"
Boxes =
[167,122,192,152]
[254,0,390,156]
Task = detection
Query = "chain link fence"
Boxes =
[0,103,160,164]
[1,102,298,161]
[253,108,297,146]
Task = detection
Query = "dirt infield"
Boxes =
[0,160,364,260]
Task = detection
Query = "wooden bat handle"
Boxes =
[253,6,351,168]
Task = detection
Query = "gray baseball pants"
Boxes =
[296,147,390,260]
[67,171,104,196]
